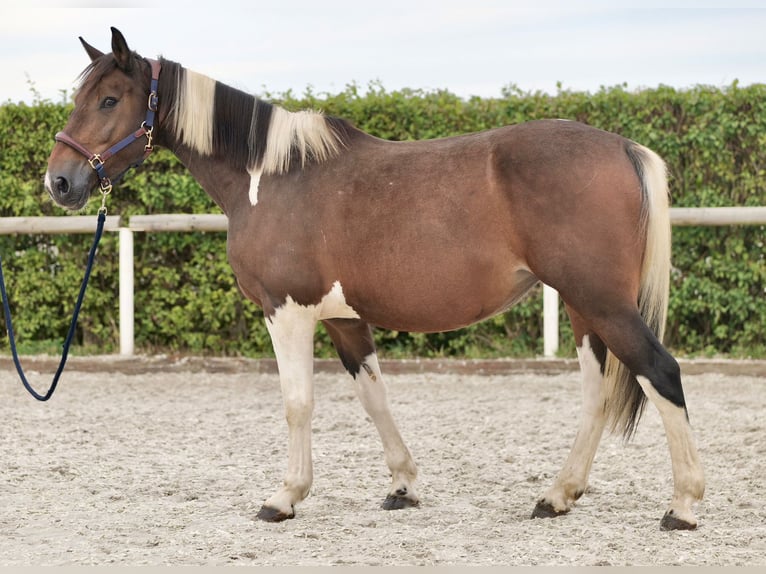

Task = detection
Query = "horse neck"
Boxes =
[152,58,350,215]
[153,60,251,214]
[172,144,250,215]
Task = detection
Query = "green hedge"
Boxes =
[1,82,765,358]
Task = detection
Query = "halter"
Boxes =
[54,58,161,212]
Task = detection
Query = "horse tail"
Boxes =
[603,141,671,439]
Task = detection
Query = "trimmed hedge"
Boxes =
[1,82,765,358]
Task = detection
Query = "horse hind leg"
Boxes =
[533,307,609,519]
[592,309,705,530]
[635,363,705,530]
[322,318,419,510]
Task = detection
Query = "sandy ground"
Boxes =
[0,356,764,566]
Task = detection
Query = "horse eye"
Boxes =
[101,97,119,109]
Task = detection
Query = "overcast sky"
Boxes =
[1,0,764,105]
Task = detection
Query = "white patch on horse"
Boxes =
[353,352,419,505]
[247,166,262,206]
[577,335,604,415]
[43,171,52,195]
[263,297,317,517]
[317,281,360,320]
[270,281,359,323]
[259,280,359,516]
[537,335,606,513]
[260,106,342,175]
[173,69,216,155]
[635,375,705,526]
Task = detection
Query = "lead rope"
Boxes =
[0,194,109,401]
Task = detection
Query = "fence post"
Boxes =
[543,284,559,357]
[118,227,134,356]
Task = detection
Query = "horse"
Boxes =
[44,27,704,530]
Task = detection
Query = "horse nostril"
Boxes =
[54,176,70,195]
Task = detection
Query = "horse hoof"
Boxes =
[531,500,569,519]
[381,493,419,510]
[256,505,295,522]
[660,510,697,531]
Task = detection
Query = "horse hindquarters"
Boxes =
[607,144,705,529]
[532,141,704,529]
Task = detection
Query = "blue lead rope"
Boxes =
[0,212,106,401]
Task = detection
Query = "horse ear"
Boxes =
[110,26,133,72]
[79,37,104,62]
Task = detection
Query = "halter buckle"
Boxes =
[88,154,104,171]
[148,91,158,112]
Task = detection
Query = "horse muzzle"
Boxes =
[44,161,94,211]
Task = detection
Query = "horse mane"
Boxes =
[158,58,350,175]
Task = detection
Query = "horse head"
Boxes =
[45,27,158,211]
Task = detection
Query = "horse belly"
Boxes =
[345,259,537,333]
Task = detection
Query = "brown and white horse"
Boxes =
[45,28,704,529]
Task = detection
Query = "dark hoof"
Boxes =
[256,505,295,522]
[381,493,419,510]
[660,510,697,531]
[531,500,569,519]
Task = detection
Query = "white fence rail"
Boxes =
[2,207,765,357]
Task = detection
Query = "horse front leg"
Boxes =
[256,303,318,522]
[323,318,419,510]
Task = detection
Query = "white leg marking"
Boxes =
[247,166,262,206]
[636,376,705,526]
[262,300,317,516]
[539,335,606,513]
[260,280,359,515]
[354,353,418,503]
